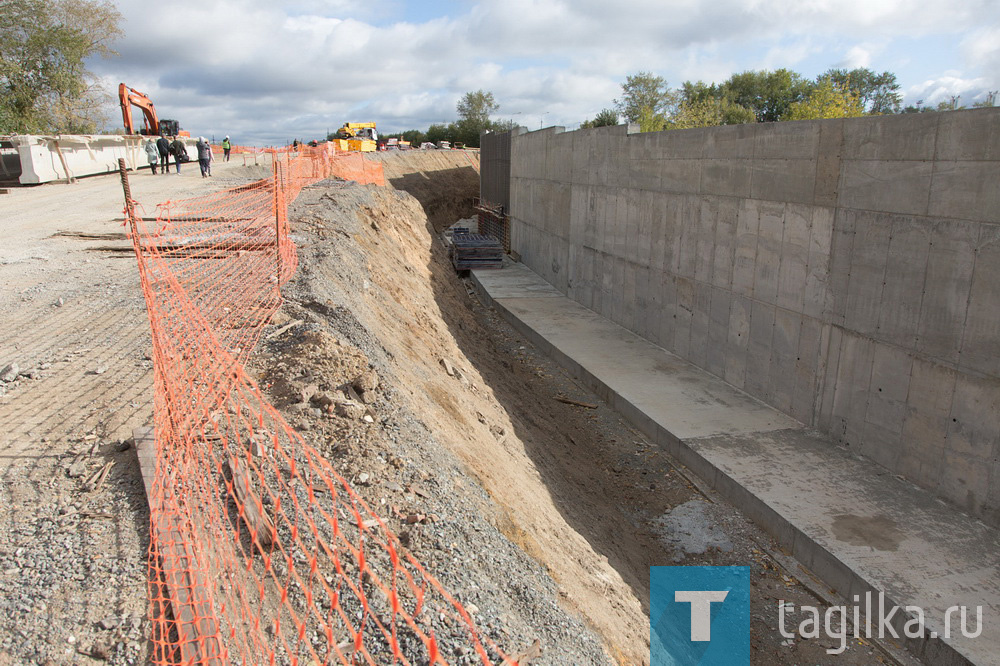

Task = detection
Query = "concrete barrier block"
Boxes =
[915,219,976,365]
[838,159,933,215]
[960,225,1000,377]
[776,203,811,312]
[933,107,1000,161]
[703,123,757,159]
[700,158,752,198]
[754,121,821,159]
[841,113,939,160]
[844,210,891,337]
[751,158,817,205]
[877,218,930,349]
[752,201,784,305]
[733,199,761,297]
[711,197,738,289]
[928,160,1000,223]
[725,295,752,389]
[658,159,702,194]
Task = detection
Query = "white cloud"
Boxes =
[95,0,999,144]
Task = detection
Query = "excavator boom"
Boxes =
[118,83,189,137]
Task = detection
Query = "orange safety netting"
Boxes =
[121,150,507,665]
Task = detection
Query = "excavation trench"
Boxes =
[255,153,889,666]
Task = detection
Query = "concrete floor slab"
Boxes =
[473,261,999,666]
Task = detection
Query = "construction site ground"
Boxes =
[0,151,898,665]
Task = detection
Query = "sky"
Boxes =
[94,0,1000,146]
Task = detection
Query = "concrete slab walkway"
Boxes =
[472,261,999,666]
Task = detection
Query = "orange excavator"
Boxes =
[118,83,189,137]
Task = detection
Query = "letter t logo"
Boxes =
[675,590,729,641]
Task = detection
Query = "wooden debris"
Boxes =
[554,396,598,409]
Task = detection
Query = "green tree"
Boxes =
[722,69,813,122]
[614,71,678,131]
[453,89,499,147]
[0,0,122,133]
[785,78,865,120]
[972,91,998,108]
[580,108,619,128]
[670,98,756,129]
[424,123,449,145]
[821,68,901,114]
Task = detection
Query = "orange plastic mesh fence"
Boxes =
[124,150,506,665]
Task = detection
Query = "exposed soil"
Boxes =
[0,151,899,665]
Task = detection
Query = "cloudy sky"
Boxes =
[94,0,1000,146]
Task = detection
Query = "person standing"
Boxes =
[222,135,231,161]
[156,134,171,174]
[196,136,213,178]
[144,138,159,174]
[170,136,187,174]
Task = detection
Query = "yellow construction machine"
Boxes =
[334,122,377,152]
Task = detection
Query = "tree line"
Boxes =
[579,69,997,132]
[381,90,515,148]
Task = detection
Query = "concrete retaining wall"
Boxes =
[506,109,1000,525]
[480,127,526,209]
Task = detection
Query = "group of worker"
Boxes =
[143,135,232,177]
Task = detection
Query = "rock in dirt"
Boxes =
[439,358,457,377]
[351,369,379,393]
[66,460,87,478]
[335,399,366,420]
[310,392,334,408]
[0,362,19,382]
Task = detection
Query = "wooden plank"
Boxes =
[134,427,225,665]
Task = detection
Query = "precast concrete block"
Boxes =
[877,218,930,349]
[960,225,1000,377]
[804,206,834,320]
[707,287,732,378]
[838,159,933,216]
[768,308,801,415]
[750,158,817,205]
[700,158,752,198]
[754,121,821,159]
[898,359,955,489]
[745,300,776,401]
[915,219,977,365]
[733,199,761,297]
[703,123,757,159]
[865,343,913,435]
[695,196,718,284]
[844,210,891,337]
[935,107,1000,161]
[658,159,702,194]
[841,112,939,161]
[752,201,784,305]
[928,160,1000,223]
[776,203,811,313]
[711,197,739,290]
[659,127,708,159]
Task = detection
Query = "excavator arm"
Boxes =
[119,83,160,135]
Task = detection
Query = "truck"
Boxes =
[333,122,377,152]
[118,83,189,137]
